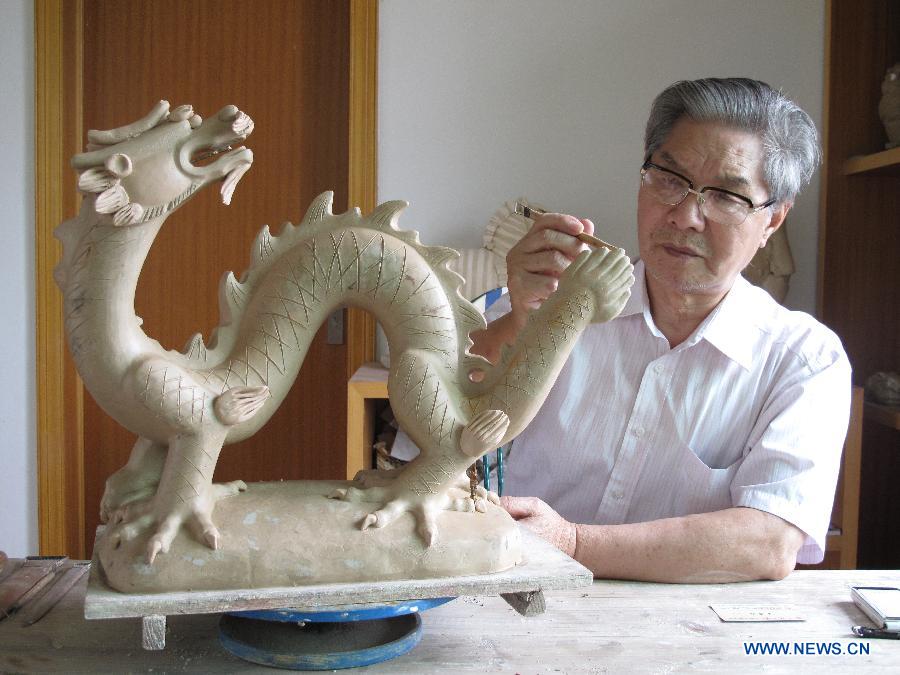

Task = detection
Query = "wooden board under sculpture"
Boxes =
[57,101,634,595]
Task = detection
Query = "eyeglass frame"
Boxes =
[639,158,777,225]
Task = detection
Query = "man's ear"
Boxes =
[761,201,791,247]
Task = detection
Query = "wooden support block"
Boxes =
[500,589,546,616]
[141,614,166,650]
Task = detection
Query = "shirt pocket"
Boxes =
[667,438,741,516]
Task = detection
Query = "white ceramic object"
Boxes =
[57,102,633,582]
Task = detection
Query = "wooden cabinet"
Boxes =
[819,0,900,568]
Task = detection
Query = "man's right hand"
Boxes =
[506,213,595,328]
[471,212,600,363]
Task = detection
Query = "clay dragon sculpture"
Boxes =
[56,101,634,567]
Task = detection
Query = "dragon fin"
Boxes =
[252,224,274,267]
[368,200,409,232]
[218,271,246,324]
[301,191,334,226]
[182,333,208,362]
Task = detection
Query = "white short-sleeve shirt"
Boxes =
[498,261,851,564]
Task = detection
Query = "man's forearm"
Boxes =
[573,507,804,583]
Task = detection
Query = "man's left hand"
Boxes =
[500,496,576,557]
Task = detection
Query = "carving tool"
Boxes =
[514,201,618,251]
[466,463,478,505]
[0,556,67,621]
[852,625,900,640]
[21,562,90,626]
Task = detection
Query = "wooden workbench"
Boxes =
[1,568,898,672]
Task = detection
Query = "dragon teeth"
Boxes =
[221,163,250,205]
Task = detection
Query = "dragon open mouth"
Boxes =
[191,145,234,166]
[184,106,254,205]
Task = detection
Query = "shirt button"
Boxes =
[611,489,625,500]
[633,427,645,438]
[653,363,664,375]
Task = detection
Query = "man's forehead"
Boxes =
[656,120,764,190]
[657,149,753,189]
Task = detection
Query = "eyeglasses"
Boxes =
[640,159,776,227]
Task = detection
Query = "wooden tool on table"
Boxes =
[0,556,67,621]
[21,562,91,626]
[514,201,618,251]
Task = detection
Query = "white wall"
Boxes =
[379,0,825,314]
[0,0,36,557]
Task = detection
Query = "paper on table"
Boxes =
[390,429,421,462]
[710,604,806,622]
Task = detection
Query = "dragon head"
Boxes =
[71,101,254,226]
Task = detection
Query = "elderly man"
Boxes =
[473,78,851,583]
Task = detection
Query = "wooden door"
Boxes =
[35,0,377,557]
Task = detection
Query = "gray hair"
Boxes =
[644,78,820,204]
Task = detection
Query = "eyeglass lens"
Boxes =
[641,165,752,226]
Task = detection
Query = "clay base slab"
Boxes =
[85,526,592,621]
[96,480,521,594]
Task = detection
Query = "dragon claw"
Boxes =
[146,539,163,565]
[352,468,398,488]
[203,530,219,550]
[213,479,247,498]
[335,472,504,546]
[105,476,242,564]
[416,508,438,546]
[331,486,386,504]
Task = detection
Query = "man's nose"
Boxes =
[668,191,706,231]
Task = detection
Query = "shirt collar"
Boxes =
[696,274,758,371]
[623,260,758,371]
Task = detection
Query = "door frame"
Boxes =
[34,0,378,556]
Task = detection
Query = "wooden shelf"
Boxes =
[346,363,390,479]
[864,401,900,431]
[842,146,900,175]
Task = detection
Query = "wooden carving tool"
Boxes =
[21,562,90,626]
[0,556,67,621]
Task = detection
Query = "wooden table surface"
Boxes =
[1,567,898,673]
